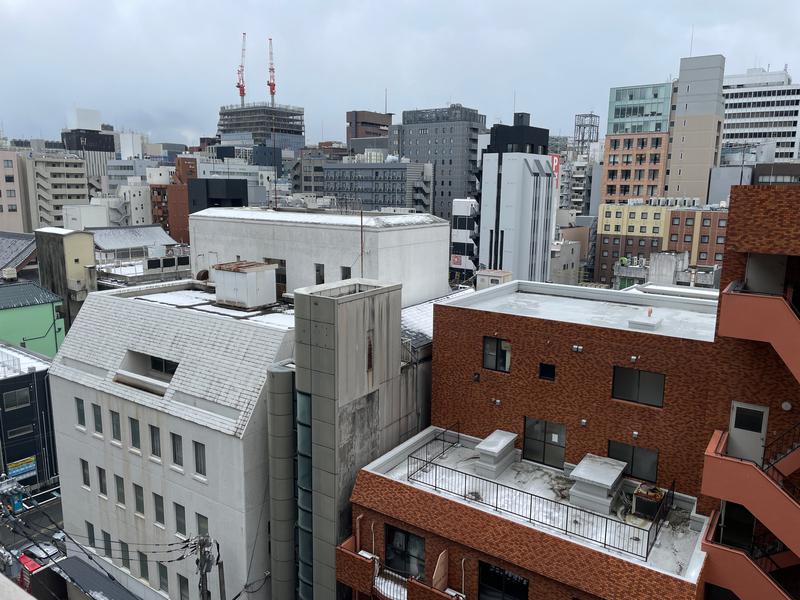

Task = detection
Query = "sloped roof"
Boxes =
[0,281,61,310]
[401,287,475,349]
[49,285,294,437]
[0,232,36,270]
[87,225,178,251]
[55,556,142,600]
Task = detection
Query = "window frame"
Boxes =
[3,387,31,412]
[608,440,659,482]
[482,336,512,373]
[611,366,665,408]
[193,441,206,476]
[75,397,85,427]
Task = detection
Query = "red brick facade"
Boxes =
[666,209,727,266]
[349,472,699,600]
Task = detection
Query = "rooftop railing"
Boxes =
[407,431,674,560]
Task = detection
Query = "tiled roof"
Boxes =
[49,289,294,437]
[0,281,61,310]
[0,232,36,270]
[87,225,178,251]
[400,287,474,348]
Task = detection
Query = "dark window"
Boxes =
[385,525,425,579]
[129,417,140,449]
[134,484,144,514]
[86,522,95,548]
[341,266,351,280]
[81,459,90,487]
[92,403,103,434]
[734,407,764,433]
[150,425,161,457]
[97,467,107,496]
[196,513,209,536]
[538,363,556,381]
[154,493,165,525]
[479,561,529,600]
[175,503,186,535]
[75,397,85,427]
[3,388,30,411]
[103,530,112,557]
[158,563,169,592]
[612,366,665,407]
[110,411,121,441]
[171,432,183,466]
[608,440,659,482]
[178,575,189,600]
[523,417,566,469]
[194,441,207,476]
[483,337,511,372]
[138,551,149,582]
[121,541,130,569]
[314,263,325,285]
[150,356,178,376]
[115,475,125,505]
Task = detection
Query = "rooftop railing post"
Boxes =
[603,518,609,549]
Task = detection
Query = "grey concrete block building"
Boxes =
[323,161,433,212]
[389,104,487,220]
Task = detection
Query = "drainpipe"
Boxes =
[461,558,467,596]
[371,521,375,555]
[355,514,363,552]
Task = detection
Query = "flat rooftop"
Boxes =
[371,427,705,582]
[0,344,49,379]
[445,281,718,342]
[191,207,448,229]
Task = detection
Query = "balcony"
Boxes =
[718,280,800,382]
[701,430,800,556]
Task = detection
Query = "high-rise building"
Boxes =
[449,197,478,281]
[667,55,726,200]
[722,66,800,161]
[0,150,25,232]
[477,113,555,281]
[346,110,392,143]
[601,55,725,206]
[323,161,433,212]
[389,104,487,220]
[217,102,305,152]
[18,153,89,229]
[335,184,800,600]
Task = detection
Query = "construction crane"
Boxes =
[236,33,246,106]
[268,37,276,107]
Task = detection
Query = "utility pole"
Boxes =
[197,535,214,600]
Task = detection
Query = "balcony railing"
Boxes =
[407,432,674,560]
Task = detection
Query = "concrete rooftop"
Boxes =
[445,281,718,342]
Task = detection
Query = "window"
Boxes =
[3,388,30,411]
[671,217,680,225]
[138,552,149,582]
[385,525,425,579]
[638,239,646,247]
[7,204,15,212]
[626,239,633,246]
[3,160,12,168]
[314,263,325,285]
[627,225,634,233]
[7,424,33,438]
[700,235,709,243]
[194,441,206,476]
[134,484,144,514]
[652,227,660,234]
[718,219,727,227]
[716,236,726,244]
[115,475,125,505]
[685,218,694,226]
[178,575,189,600]
[106,411,121,442]
[613,238,620,245]
[171,433,183,466]
[715,253,724,261]
[129,418,140,449]
[150,425,161,457]
[608,440,659,482]
[699,252,708,260]
[523,417,566,469]
[702,218,711,226]
[120,541,130,569]
[479,562,529,600]
[615,211,622,218]
[612,366,665,407]
[603,224,610,232]
[683,234,692,242]
[483,337,511,372]
[154,494,165,525]
[103,530,112,557]
[158,563,169,592]
[97,467,107,496]
[538,363,556,381]
[604,211,611,218]
[75,398,85,427]
[175,503,186,535]
[92,404,103,434]
[86,522,95,548]
[149,356,178,376]
[651,240,659,247]
[340,266,351,280]
[197,513,209,536]
[670,234,679,241]
[639,226,647,233]
[81,459,90,487]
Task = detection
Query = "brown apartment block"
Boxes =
[346,110,392,142]
[601,132,669,205]
[667,208,728,267]
[150,156,195,243]
[336,185,800,599]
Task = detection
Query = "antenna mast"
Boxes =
[236,33,246,106]
[268,38,276,107]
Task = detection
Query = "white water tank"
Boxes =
[212,261,277,309]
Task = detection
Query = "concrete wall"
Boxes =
[48,375,269,600]
[189,215,450,307]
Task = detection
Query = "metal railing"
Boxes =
[764,419,800,472]
[373,564,409,600]
[408,434,674,560]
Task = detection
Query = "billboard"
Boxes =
[7,456,37,480]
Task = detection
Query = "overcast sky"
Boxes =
[2,0,799,146]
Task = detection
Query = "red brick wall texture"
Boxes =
[349,472,698,600]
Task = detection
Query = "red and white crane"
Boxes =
[235,33,246,106]
[268,37,276,107]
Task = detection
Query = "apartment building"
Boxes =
[667,55,726,200]
[390,104,487,220]
[17,153,89,229]
[666,206,728,266]
[346,110,392,143]
[723,67,800,161]
[449,198,478,281]
[0,151,25,232]
[106,159,158,194]
[323,161,433,212]
[602,83,671,204]
[335,184,800,600]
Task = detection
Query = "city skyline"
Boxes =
[2,0,800,145]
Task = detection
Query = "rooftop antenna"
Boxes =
[513,90,516,114]
[384,88,388,114]
[268,38,276,107]
[236,33,246,106]
[689,25,694,57]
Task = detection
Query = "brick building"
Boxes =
[150,157,195,243]
[336,185,800,598]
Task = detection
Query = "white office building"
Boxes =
[723,66,800,161]
[449,198,478,279]
[478,153,558,282]
[189,208,451,307]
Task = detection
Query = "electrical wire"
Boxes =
[235,478,270,600]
